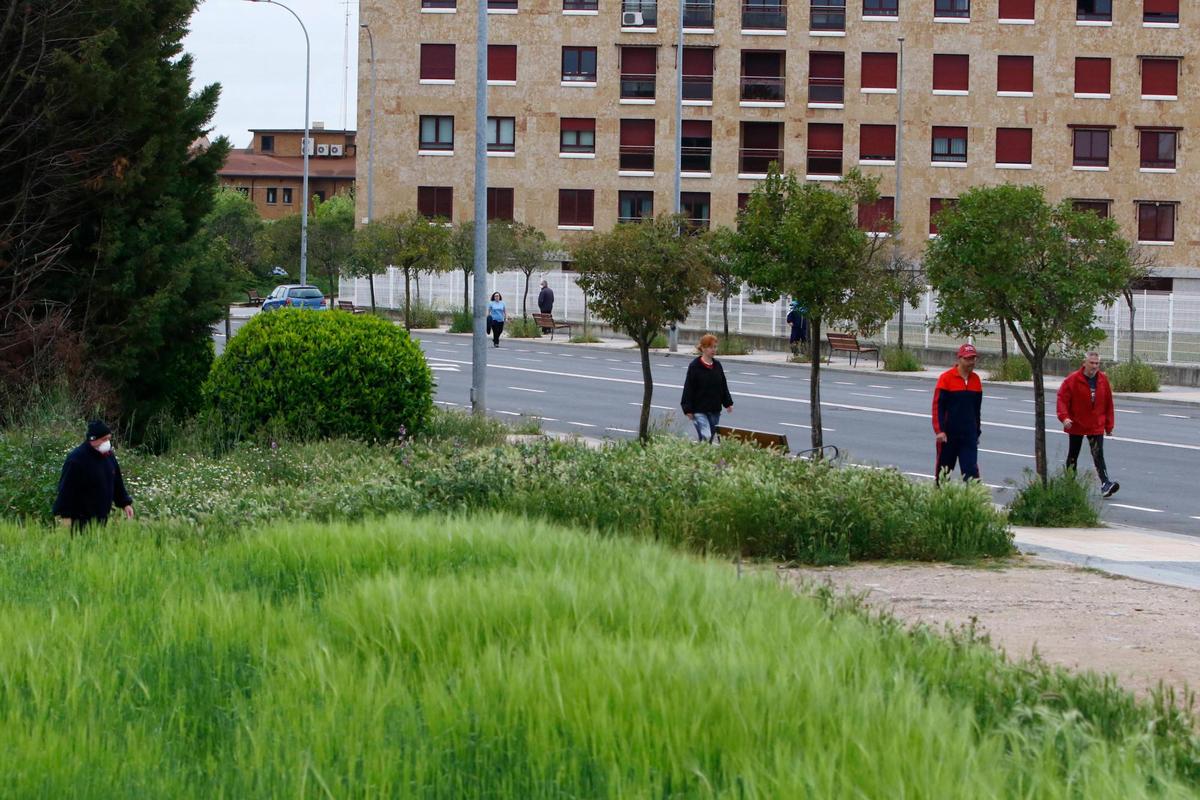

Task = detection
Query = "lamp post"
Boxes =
[247,0,310,286]
[471,0,489,413]
[894,35,907,349]
[359,20,378,311]
[668,0,686,353]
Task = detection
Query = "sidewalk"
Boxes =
[1013,525,1200,590]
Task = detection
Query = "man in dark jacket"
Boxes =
[932,343,983,482]
[52,420,134,531]
[1056,351,1118,497]
[537,280,555,333]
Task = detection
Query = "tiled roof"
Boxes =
[219,150,356,179]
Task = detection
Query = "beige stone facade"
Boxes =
[359,0,1199,290]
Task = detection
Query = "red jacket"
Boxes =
[1056,369,1114,435]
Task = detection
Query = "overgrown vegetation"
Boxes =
[405,301,442,329]
[718,335,752,356]
[447,309,473,333]
[1007,468,1102,527]
[570,333,603,344]
[988,356,1033,382]
[505,317,542,339]
[1108,359,1160,393]
[882,346,923,372]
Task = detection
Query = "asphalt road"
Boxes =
[413,331,1200,537]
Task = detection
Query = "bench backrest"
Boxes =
[248,289,263,301]
[336,300,355,311]
[531,312,554,325]
[715,426,789,451]
[826,332,859,346]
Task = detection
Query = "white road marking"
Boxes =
[629,402,673,411]
[868,384,893,390]
[739,372,760,376]
[1109,503,1163,513]
[728,380,756,385]
[515,358,541,363]
[509,386,545,393]
[536,351,553,355]
[1116,409,1141,414]
[434,400,459,406]
[849,392,893,400]
[532,416,559,422]
[779,422,835,432]
[495,410,520,416]
[581,355,598,359]
[904,471,936,480]
[1006,409,1035,415]
[566,421,597,428]
[769,374,791,379]
[451,342,468,347]
[904,389,926,394]
[606,427,637,433]
[980,448,1033,459]
[1161,413,1190,419]
[1191,516,1200,521]
[611,368,640,373]
[834,381,856,386]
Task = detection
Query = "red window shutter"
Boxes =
[488,45,517,81]
[419,186,452,220]
[809,51,844,79]
[420,44,456,80]
[1144,0,1179,15]
[742,121,781,148]
[997,55,1034,93]
[998,0,1034,19]
[808,122,843,151]
[621,47,656,75]
[933,54,969,92]
[560,117,595,133]
[995,128,1032,164]
[859,124,896,159]
[682,47,714,76]
[929,198,953,235]
[578,190,594,226]
[858,197,894,232]
[1138,204,1174,241]
[487,188,514,221]
[682,120,711,138]
[860,52,897,90]
[559,190,584,226]
[743,51,784,77]
[932,125,967,140]
[620,119,655,147]
[1075,58,1111,94]
[1141,58,1178,97]
[418,187,435,217]
[738,193,751,211]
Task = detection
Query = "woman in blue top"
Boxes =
[487,292,508,347]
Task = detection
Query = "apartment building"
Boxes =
[359,0,1196,290]
[219,126,357,219]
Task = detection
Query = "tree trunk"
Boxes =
[462,269,470,314]
[1000,320,1008,362]
[1031,358,1048,484]
[722,291,730,339]
[368,273,377,312]
[897,302,905,351]
[522,271,531,319]
[1126,294,1136,362]
[403,268,412,329]
[808,315,823,452]
[637,341,653,442]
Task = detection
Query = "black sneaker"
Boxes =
[1102,481,1120,498]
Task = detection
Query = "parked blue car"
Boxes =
[261,284,327,312]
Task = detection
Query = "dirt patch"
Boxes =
[783,557,1200,698]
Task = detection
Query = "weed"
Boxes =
[1007,468,1102,527]
[882,347,923,372]
[987,356,1033,382]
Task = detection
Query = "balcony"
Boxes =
[619,144,655,171]
[683,74,714,101]
[808,76,844,104]
[682,144,713,172]
[620,72,656,99]
[810,0,845,30]
[742,1,787,30]
[683,1,716,26]
[740,147,783,174]
[621,0,658,26]
[806,148,842,175]
[740,75,785,102]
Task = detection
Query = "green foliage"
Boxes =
[505,317,542,338]
[200,188,261,285]
[308,194,356,299]
[987,356,1033,382]
[490,221,551,318]
[1008,469,1102,527]
[882,347,923,372]
[570,333,603,344]
[406,301,442,329]
[421,408,509,448]
[649,332,669,349]
[353,213,452,329]
[1108,359,1160,393]
[718,335,751,355]
[448,308,474,333]
[203,309,433,441]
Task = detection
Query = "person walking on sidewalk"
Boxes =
[537,280,554,333]
[1057,351,1119,497]
[932,343,983,483]
[786,301,808,356]
[487,292,508,347]
[680,334,734,443]
[52,420,134,532]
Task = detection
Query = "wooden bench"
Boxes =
[715,426,789,452]
[825,332,879,367]
[244,289,264,307]
[532,312,572,340]
[336,299,366,314]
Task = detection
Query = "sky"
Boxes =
[184,0,360,149]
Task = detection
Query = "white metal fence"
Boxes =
[340,272,1200,366]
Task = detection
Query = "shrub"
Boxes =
[1108,359,1160,393]
[717,335,751,356]
[407,301,442,329]
[570,333,602,344]
[203,309,433,441]
[649,332,669,349]
[505,317,542,339]
[1007,468,1101,527]
[882,347,923,372]
[448,309,473,333]
[987,356,1032,382]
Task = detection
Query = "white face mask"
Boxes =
[96,440,112,455]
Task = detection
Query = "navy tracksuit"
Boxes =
[932,367,983,482]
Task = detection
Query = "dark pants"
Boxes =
[1066,434,1109,483]
[936,435,979,483]
[490,319,504,345]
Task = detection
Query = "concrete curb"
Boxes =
[1013,524,1200,590]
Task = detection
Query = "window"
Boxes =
[487,188,514,221]
[737,193,752,213]
[488,0,518,10]
[1144,0,1179,24]
[620,47,657,100]
[809,51,845,104]
[807,122,843,175]
[681,120,713,172]
[488,45,517,83]
[680,192,711,230]
[812,0,846,31]
[740,121,783,173]
[1137,202,1175,243]
[235,186,249,197]
[858,196,894,233]
[619,118,655,171]
[1141,58,1179,99]
[932,54,969,93]
[995,127,1032,167]
[934,0,969,18]
[487,117,515,152]
[266,187,278,204]
[743,0,787,30]
[621,0,658,27]
[863,0,898,17]
[419,115,454,151]
[418,186,453,220]
[998,0,1034,21]
[1072,127,1110,167]
[260,134,275,152]
[1077,0,1111,22]
[422,0,456,8]
[559,189,595,227]
[618,191,654,223]
[420,44,456,81]
[741,51,785,102]
[684,0,716,27]
[1074,58,1111,97]
[931,126,968,162]
[861,52,897,92]
[859,124,896,161]
[564,0,599,8]
[1073,199,1110,218]
[562,46,598,82]
[997,55,1034,95]
[314,190,326,203]
[682,47,714,101]
[560,118,596,154]
[1139,129,1177,169]
[929,198,956,235]
[282,188,293,204]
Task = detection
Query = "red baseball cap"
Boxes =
[957,343,978,358]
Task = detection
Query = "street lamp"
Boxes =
[471,0,489,414]
[894,35,907,349]
[668,0,686,353]
[360,20,378,311]
[246,0,310,287]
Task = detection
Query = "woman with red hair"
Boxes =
[680,334,734,442]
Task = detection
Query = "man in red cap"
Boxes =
[932,343,983,482]
[1056,351,1119,497]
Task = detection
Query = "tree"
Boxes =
[353,213,451,329]
[1119,248,1156,362]
[200,188,262,285]
[491,221,550,318]
[734,167,902,452]
[704,226,740,340]
[925,184,1135,483]
[308,194,355,300]
[450,221,476,314]
[573,215,714,441]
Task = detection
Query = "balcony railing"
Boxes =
[808,77,844,103]
[740,75,785,101]
[682,146,713,172]
[683,1,716,26]
[619,144,655,171]
[683,74,714,100]
[620,73,656,99]
[740,147,783,174]
[811,0,845,30]
[621,0,658,25]
[742,2,787,29]
[806,148,842,175]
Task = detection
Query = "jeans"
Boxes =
[1066,434,1109,483]
[691,411,722,443]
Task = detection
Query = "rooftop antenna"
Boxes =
[340,0,352,130]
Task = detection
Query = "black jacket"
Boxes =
[537,286,554,314]
[680,357,734,415]
[52,442,132,525]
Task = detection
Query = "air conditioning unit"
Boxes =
[329,144,344,156]
[315,144,330,156]
[621,10,643,25]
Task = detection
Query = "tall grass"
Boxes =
[0,515,1194,798]
[882,346,923,372]
[1008,468,1102,527]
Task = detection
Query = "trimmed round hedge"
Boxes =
[204,309,433,441]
